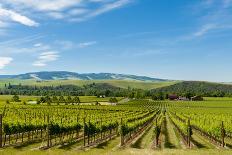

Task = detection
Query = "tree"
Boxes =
[44,96,52,103]
[152,95,158,101]
[73,96,80,104]
[59,96,65,103]
[12,95,20,102]
[128,92,135,99]
[23,101,27,105]
[95,101,100,106]
[52,96,58,103]
[36,98,41,105]
[66,96,73,104]
[109,97,118,103]
[152,92,165,100]
[6,100,10,104]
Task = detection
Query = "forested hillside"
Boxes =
[152,81,232,97]
[0,83,128,97]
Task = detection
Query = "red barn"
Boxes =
[168,94,178,100]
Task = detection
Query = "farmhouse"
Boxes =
[168,94,178,100]
[178,97,189,101]
[191,96,203,101]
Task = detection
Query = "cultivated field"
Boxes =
[0,96,231,154]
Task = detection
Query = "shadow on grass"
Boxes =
[13,140,41,150]
[96,140,109,149]
[191,138,205,148]
[163,117,176,149]
[58,139,83,150]
[131,125,152,149]
[96,136,117,149]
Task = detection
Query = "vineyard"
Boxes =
[0,98,232,154]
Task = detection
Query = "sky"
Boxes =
[0,0,232,82]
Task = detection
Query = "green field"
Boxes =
[0,97,230,154]
[0,79,178,90]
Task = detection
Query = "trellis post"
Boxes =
[0,114,2,148]
[120,118,124,146]
[83,117,86,146]
[221,121,225,147]
[47,115,50,148]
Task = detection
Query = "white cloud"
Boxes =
[186,0,232,39]
[4,0,83,12]
[68,8,89,16]
[0,34,44,48]
[78,41,97,48]
[1,0,133,24]
[34,43,42,47]
[70,0,132,22]
[33,51,59,67]
[193,24,218,37]
[88,0,131,17]
[0,57,13,69]
[0,8,38,27]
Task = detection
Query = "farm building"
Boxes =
[191,96,203,101]
[168,94,178,100]
[178,97,189,101]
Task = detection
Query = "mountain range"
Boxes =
[0,71,167,82]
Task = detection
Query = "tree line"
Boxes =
[2,81,232,101]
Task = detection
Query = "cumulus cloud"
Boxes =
[33,51,59,67]
[0,57,13,69]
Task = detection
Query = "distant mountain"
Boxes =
[0,71,167,82]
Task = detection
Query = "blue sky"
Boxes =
[0,0,232,82]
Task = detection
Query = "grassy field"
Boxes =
[1,148,232,155]
[204,97,232,101]
[0,79,178,90]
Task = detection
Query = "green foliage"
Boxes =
[6,100,10,104]
[109,97,118,103]
[152,92,165,100]
[152,81,232,97]
[12,95,20,102]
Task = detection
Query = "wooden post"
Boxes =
[0,114,2,148]
[221,121,225,147]
[187,119,191,148]
[120,118,124,146]
[76,116,79,138]
[88,120,90,145]
[155,118,158,146]
[47,115,50,148]
[100,118,103,140]
[83,117,86,146]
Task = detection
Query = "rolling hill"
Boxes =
[0,79,177,90]
[0,71,167,82]
[151,81,232,96]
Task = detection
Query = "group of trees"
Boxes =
[151,81,232,97]
[109,97,118,103]
[1,83,131,97]
[151,92,167,100]
[37,95,81,105]
[1,83,153,99]
[3,81,232,101]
